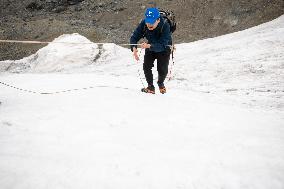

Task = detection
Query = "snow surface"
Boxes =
[0,15,284,189]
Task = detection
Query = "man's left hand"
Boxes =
[141,42,151,49]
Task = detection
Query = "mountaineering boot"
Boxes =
[158,82,166,94]
[141,85,155,94]
[159,86,167,94]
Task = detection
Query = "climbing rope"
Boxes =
[0,81,132,95]
[0,39,172,48]
[167,44,176,81]
[136,48,146,89]
[0,81,38,94]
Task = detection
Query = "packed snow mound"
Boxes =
[0,33,130,73]
[29,34,99,72]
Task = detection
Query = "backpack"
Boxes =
[159,9,176,33]
[142,9,176,36]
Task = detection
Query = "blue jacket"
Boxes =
[130,17,172,52]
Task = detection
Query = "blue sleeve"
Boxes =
[130,20,145,51]
[150,21,171,52]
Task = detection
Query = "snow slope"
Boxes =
[0,16,283,189]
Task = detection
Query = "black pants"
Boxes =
[143,49,171,87]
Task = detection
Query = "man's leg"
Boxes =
[156,50,171,87]
[143,50,156,87]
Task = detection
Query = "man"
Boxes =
[130,7,172,94]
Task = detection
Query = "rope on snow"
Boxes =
[0,81,132,95]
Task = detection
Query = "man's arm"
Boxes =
[130,20,146,52]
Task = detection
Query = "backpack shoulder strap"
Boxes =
[160,18,167,34]
[142,24,147,38]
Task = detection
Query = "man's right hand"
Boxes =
[133,48,139,61]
